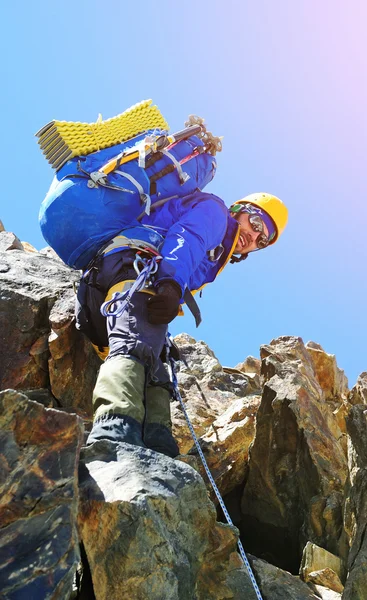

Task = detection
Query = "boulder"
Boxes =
[190,395,261,498]
[235,355,261,375]
[305,341,349,404]
[0,248,99,417]
[300,542,342,581]
[172,334,251,453]
[78,441,258,600]
[0,231,24,252]
[48,289,101,419]
[348,372,367,406]
[305,569,343,593]
[250,555,320,599]
[21,240,39,253]
[0,390,84,598]
[241,336,348,572]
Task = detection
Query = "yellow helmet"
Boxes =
[230,193,288,244]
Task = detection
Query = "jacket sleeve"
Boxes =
[155,192,228,293]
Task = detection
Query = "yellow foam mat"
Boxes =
[35,99,169,171]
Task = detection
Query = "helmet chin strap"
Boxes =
[230,252,248,264]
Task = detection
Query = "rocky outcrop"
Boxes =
[189,395,261,498]
[241,336,348,572]
[348,372,367,406]
[172,333,252,454]
[300,542,343,593]
[342,405,367,599]
[0,242,100,419]
[1,236,367,599]
[0,390,83,598]
[78,441,257,600]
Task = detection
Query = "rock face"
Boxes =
[250,555,321,599]
[342,405,367,600]
[1,234,367,600]
[241,336,348,572]
[172,333,254,454]
[0,242,100,419]
[0,390,84,598]
[348,372,367,406]
[78,441,258,600]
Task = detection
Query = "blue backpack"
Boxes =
[39,130,217,269]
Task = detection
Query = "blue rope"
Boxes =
[168,346,263,600]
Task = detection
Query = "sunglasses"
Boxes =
[248,214,269,249]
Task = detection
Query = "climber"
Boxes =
[36,102,288,458]
[76,192,288,457]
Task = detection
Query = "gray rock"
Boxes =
[241,336,347,572]
[78,441,258,600]
[0,231,24,252]
[342,405,367,600]
[0,390,84,599]
[0,247,99,417]
[250,555,320,599]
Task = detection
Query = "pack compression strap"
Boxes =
[166,338,263,600]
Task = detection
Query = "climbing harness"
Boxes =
[166,337,264,600]
[100,255,160,318]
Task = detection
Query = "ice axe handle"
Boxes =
[155,124,204,151]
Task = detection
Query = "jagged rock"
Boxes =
[300,542,342,593]
[235,355,261,375]
[223,366,262,394]
[0,248,98,416]
[172,334,250,453]
[0,219,4,231]
[250,555,320,599]
[48,289,101,419]
[305,569,343,593]
[300,542,342,580]
[40,245,65,262]
[342,405,367,600]
[78,441,258,600]
[0,390,84,599]
[22,387,58,408]
[306,342,349,404]
[241,336,348,572]
[348,372,367,406]
[0,231,24,252]
[21,240,39,253]
[190,395,261,498]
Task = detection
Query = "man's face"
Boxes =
[234,212,269,254]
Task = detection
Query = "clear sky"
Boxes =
[1,1,366,387]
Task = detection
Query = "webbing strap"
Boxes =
[183,289,202,328]
[167,346,263,600]
[161,148,190,184]
[114,169,152,214]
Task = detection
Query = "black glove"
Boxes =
[147,280,182,325]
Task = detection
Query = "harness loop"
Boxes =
[100,256,161,318]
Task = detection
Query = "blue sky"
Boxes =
[1,1,366,386]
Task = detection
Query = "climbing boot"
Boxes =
[144,385,179,458]
[89,355,146,446]
[86,414,146,447]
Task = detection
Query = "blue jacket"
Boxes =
[140,192,240,294]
